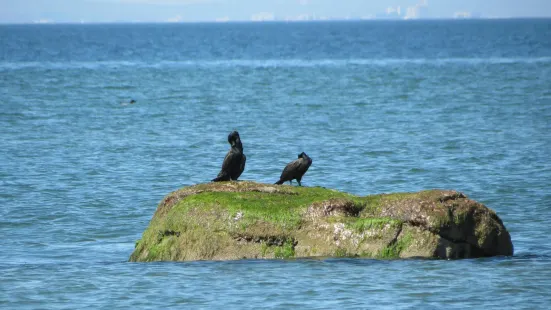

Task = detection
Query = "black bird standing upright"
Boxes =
[212,131,246,182]
[275,152,312,186]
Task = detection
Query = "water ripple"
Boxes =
[1,20,551,309]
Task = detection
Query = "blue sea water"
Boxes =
[1,19,551,308]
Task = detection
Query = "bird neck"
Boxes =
[232,141,243,153]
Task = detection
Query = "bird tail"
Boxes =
[274,179,284,185]
[212,172,230,182]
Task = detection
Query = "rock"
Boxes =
[129,182,513,262]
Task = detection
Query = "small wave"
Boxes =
[1,57,551,70]
[511,253,551,260]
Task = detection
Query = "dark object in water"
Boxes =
[212,131,246,182]
[275,152,312,186]
[120,99,136,105]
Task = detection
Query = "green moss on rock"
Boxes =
[129,181,513,262]
[274,239,296,259]
[346,217,402,233]
[378,232,414,259]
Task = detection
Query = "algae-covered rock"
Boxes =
[129,182,513,262]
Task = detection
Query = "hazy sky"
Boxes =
[1,0,550,23]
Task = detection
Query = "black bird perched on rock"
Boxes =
[275,152,312,186]
[212,131,246,182]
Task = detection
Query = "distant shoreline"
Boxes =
[1,17,551,26]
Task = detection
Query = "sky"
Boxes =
[1,0,550,23]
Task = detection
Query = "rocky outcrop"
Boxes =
[129,182,513,262]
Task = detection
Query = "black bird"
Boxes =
[275,152,312,186]
[120,99,136,106]
[212,131,246,182]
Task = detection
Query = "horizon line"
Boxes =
[2,16,551,25]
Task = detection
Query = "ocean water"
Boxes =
[1,20,551,308]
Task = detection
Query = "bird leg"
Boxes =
[297,180,302,186]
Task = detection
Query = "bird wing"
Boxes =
[239,154,246,177]
[295,158,311,175]
[215,150,238,180]
[301,157,312,172]
[231,153,246,180]
[280,158,301,180]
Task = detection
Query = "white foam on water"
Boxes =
[1,57,550,70]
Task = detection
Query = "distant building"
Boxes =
[404,6,418,19]
[453,11,472,19]
[166,15,183,23]
[404,0,429,19]
[375,6,402,19]
[387,6,401,15]
[471,12,483,18]
[33,19,54,24]
[251,12,275,22]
